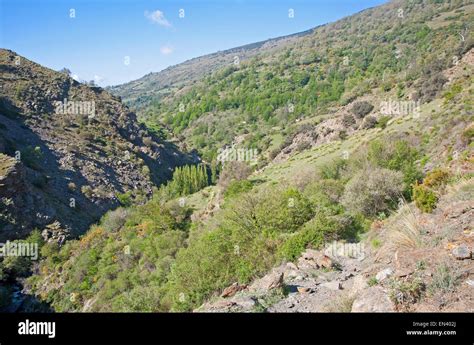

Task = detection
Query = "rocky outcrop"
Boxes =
[351,286,395,312]
[0,154,52,241]
[197,177,474,313]
[0,49,193,239]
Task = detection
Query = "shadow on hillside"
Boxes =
[0,109,107,239]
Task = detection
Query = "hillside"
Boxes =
[0,49,192,241]
[112,0,473,163]
[108,28,315,111]
[3,0,473,313]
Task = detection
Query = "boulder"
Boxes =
[452,244,472,260]
[220,282,247,298]
[249,271,284,293]
[352,286,395,312]
[297,249,334,270]
[321,281,342,291]
[376,268,394,282]
[349,275,368,297]
[297,286,311,294]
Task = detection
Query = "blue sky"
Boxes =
[0,0,387,86]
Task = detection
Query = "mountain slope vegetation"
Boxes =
[117,0,472,162]
[6,0,473,312]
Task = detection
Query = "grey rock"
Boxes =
[321,281,342,291]
[452,244,471,260]
[352,286,395,312]
[376,268,394,282]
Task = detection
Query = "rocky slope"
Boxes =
[0,49,192,241]
[197,176,474,312]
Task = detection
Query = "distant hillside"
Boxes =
[111,0,473,163]
[0,49,192,241]
[108,27,315,110]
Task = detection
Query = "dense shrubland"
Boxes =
[27,135,432,311]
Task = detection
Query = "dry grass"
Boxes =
[444,176,473,201]
[388,202,423,250]
[323,293,356,312]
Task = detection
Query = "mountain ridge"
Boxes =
[0,48,192,241]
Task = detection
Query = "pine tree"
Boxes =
[211,160,217,184]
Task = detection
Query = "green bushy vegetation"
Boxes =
[412,169,450,213]
[135,1,468,162]
[351,101,374,119]
[223,179,254,199]
[27,127,435,312]
[341,168,404,217]
[413,184,438,213]
[366,140,422,198]
[157,164,209,200]
[0,230,44,284]
[29,199,192,312]
[116,192,133,207]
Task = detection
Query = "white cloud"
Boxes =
[160,45,174,55]
[145,10,172,27]
[93,75,104,83]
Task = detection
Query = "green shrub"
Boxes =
[278,211,355,261]
[0,230,44,279]
[81,185,94,198]
[461,126,474,145]
[371,238,382,249]
[303,179,345,205]
[101,207,129,232]
[376,115,391,129]
[429,264,459,293]
[164,186,315,311]
[342,113,356,127]
[253,188,315,233]
[389,277,425,306]
[351,101,374,118]
[31,201,191,312]
[366,140,422,197]
[319,158,348,180]
[338,130,348,140]
[116,191,133,207]
[21,146,43,170]
[341,167,404,217]
[224,180,253,199]
[367,277,378,286]
[423,169,449,188]
[412,183,438,213]
[361,115,377,129]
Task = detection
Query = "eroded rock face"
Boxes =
[221,283,247,298]
[0,154,53,241]
[0,49,193,239]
